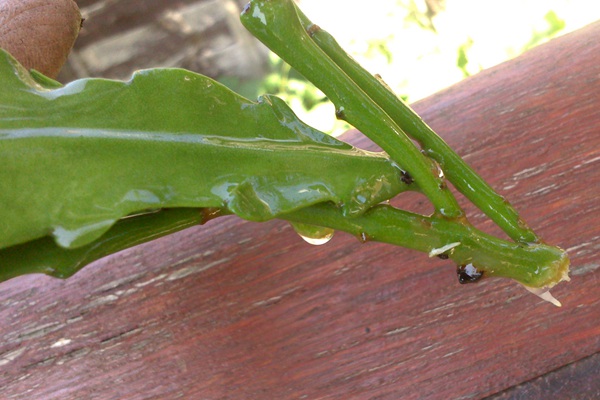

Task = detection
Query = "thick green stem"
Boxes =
[240,0,463,219]
[0,204,568,287]
[291,5,538,244]
[282,204,568,288]
[0,208,207,280]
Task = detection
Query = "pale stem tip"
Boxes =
[523,285,562,307]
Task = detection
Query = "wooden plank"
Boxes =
[1,21,599,400]
[486,352,600,400]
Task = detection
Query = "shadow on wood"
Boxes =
[1,21,599,400]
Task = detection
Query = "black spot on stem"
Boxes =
[457,264,483,284]
[401,170,414,185]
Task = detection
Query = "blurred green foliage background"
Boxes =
[221,0,599,135]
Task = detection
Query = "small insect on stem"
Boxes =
[401,170,414,185]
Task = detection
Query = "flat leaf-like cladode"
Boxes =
[0,49,407,251]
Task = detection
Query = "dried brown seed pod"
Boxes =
[0,0,82,78]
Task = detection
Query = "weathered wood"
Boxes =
[486,352,600,400]
[1,21,599,400]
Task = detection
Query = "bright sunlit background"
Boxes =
[232,0,600,135]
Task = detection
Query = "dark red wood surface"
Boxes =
[1,22,599,400]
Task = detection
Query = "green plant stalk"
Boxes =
[291,5,538,244]
[283,203,568,288]
[0,208,207,280]
[0,204,568,287]
[240,0,463,219]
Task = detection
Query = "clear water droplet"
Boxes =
[300,233,334,246]
[290,222,334,246]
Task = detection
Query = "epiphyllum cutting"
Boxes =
[0,0,569,306]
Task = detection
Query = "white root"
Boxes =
[428,242,461,258]
[522,268,571,307]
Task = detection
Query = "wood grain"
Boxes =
[1,22,599,400]
[486,352,600,400]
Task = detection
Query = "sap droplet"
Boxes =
[291,222,334,246]
[522,285,562,307]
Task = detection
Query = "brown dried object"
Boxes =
[0,0,81,78]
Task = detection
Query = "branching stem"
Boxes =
[241,0,463,219]
[291,4,538,244]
